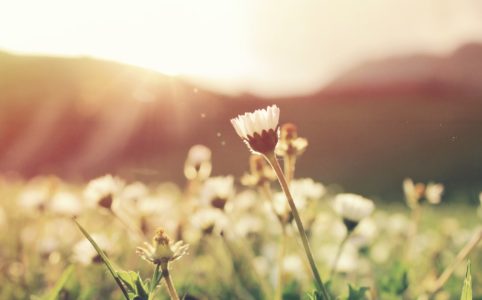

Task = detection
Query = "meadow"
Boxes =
[0,105,481,300]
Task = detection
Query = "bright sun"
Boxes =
[0,0,253,83]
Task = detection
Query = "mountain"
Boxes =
[321,43,482,97]
[1,46,482,200]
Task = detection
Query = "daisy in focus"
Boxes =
[230,105,280,155]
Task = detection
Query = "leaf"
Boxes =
[118,270,149,300]
[460,260,472,300]
[42,265,74,300]
[74,219,130,300]
[346,285,369,300]
[379,261,409,296]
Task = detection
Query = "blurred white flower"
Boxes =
[234,214,263,237]
[334,194,375,231]
[184,144,212,181]
[231,105,280,155]
[241,154,276,187]
[282,254,306,281]
[191,208,229,235]
[425,183,444,204]
[72,233,112,265]
[403,178,425,209]
[18,185,50,213]
[275,123,308,157]
[200,176,235,210]
[84,175,124,210]
[50,191,82,217]
[350,218,378,249]
[119,182,149,204]
[37,237,60,259]
[289,178,325,206]
[136,228,189,265]
[386,213,410,236]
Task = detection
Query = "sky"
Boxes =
[1,0,482,96]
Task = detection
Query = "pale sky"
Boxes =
[1,0,482,96]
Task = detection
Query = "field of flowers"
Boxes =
[0,105,481,300]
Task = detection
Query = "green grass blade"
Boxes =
[44,264,74,300]
[74,219,130,300]
[460,260,472,300]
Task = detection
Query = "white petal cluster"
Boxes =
[50,191,83,217]
[136,229,189,265]
[186,144,212,166]
[231,105,280,139]
[84,175,124,208]
[425,183,444,204]
[289,178,326,203]
[200,176,235,206]
[334,193,375,223]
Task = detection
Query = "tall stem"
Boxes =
[429,228,482,295]
[265,152,330,300]
[283,154,296,185]
[161,262,180,300]
[405,204,422,261]
[330,231,351,278]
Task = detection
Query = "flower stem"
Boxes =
[161,262,180,300]
[149,264,161,293]
[330,231,351,278]
[265,152,330,300]
[275,226,287,300]
[429,228,482,295]
[283,154,296,185]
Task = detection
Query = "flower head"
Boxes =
[403,178,425,208]
[136,228,189,265]
[231,105,280,155]
[425,182,444,205]
[184,144,212,181]
[241,154,276,187]
[334,193,375,231]
[275,123,308,157]
[84,175,124,210]
[200,176,235,210]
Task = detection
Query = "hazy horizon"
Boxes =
[2,0,482,97]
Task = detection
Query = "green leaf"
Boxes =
[346,285,369,300]
[118,270,149,300]
[460,260,472,300]
[379,261,409,296]
[43,265,74,300]
[74,219,130,300]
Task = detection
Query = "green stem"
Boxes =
[265,152,330,300]
[330,231,351,278]
[161,262,180,300]
[149,264,161,293]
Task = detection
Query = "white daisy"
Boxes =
[84,175,124,210]
[425,182,444,204]
[50,191,83,217]
[200,176,235,210]
[184,144,212,181]
[231,105,280,154]
[136,228,189,265]
[334,193,375,231]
